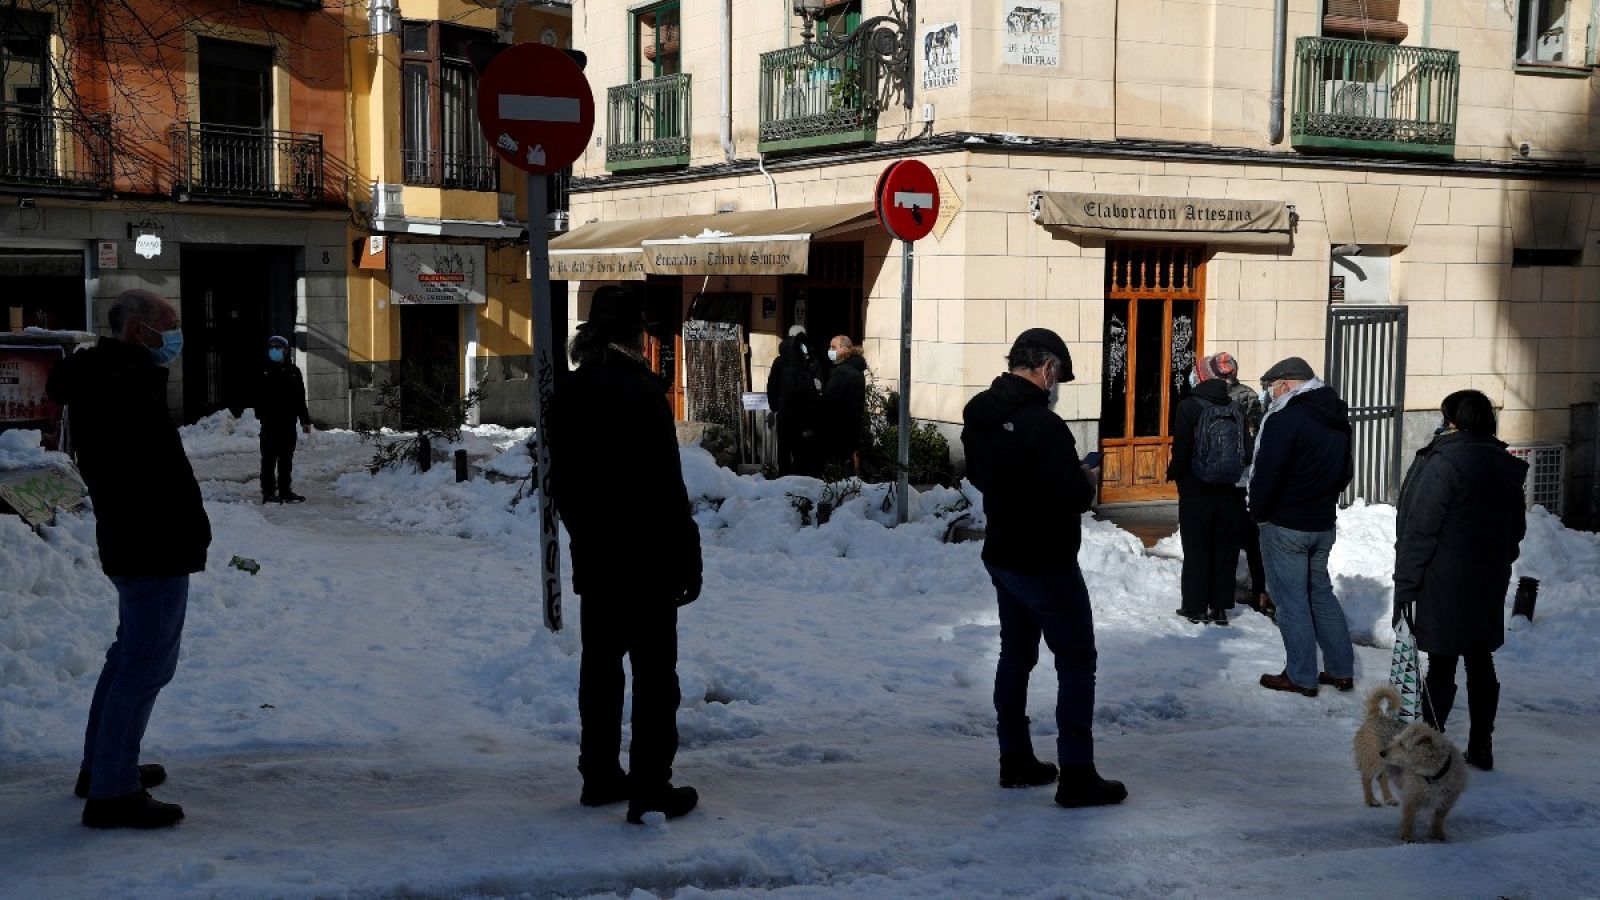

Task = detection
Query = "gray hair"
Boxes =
[1007,345,1060,374]
[107,290,169,336]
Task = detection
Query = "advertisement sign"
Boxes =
[97,241,119,269]
[390,244,487,305]
[921,22,961,90]
[548,250,647,281]
[641,238,810,276]
[1003,2,1060,67]
[0,343,67,450]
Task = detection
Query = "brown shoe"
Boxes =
[1318,672,1354,692]
[1260,671,1317,697]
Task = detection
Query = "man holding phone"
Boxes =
[960,328,1127,809]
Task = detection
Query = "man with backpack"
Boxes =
[1168,353,1248,625]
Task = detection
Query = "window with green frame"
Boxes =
[631,2,680,81]
[821,0,862,40]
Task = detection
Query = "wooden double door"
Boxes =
[1098,244,1206,503]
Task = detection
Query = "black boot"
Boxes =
[82,790,184,829]
[1055,764,1127,808]
[75,763,167,799]
[580,768,630,807]
[279,489,306,503]
[627,783,698,824]
[1466,681,1499,771]
[999,754,1059,788]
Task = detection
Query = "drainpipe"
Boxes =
[1268,0,1287,145]
[720,0,736,162]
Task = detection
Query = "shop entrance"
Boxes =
[398,303,461,428]
[782,241,864,362]
[1098,244,1205,503]
[641,277,684,420]
[180,245,296,422]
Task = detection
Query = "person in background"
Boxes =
[1221,354,1271,620]
[820,335,868,475]
[961,327,1127,809]
[256,335,312,504]
[1168,353,1245,626]
[767,325,820,476]
[1396,389,1528,771]
[46,289,209,829]
[547,284,703,825]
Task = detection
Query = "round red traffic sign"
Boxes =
[875,159,940,242]
[476,43,595,176]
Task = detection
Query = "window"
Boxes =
[401,20,498,191]
[1516,0,1568,64]
[0,9,48,107]
[631,2,680,81]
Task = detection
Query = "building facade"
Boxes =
[555,0,1600,520]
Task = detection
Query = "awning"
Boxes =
[547,202,877,280]
[1031,191,1294,247]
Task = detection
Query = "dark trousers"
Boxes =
[1234,490,1266,596]
[1424,650,1498,751]
[986,563,1098,767]
[775,416,816,477]
[578,595,681,792]
[82,576,189,798]
[260,422,297,497]
[1178,490,1242,616]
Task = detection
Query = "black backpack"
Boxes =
[1191,397,1246,485]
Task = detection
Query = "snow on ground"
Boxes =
[3,415,1599,898]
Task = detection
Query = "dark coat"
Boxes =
[546,348,701,601]
[1395,431,1529,655]
[255,360,311,428]
[45,338,211,577]
[961,373,1096,572]
[1166,378,1239,496]
[820,353,867,460]
[1248,385,1353,532]
[767,339,819,430]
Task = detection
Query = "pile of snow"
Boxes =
[0,428,71,472]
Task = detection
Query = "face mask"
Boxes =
[1259,387,1273,409]
[1187,370,1200,389]
[827,349,839,362]
[1047,382,1060,406]
[268,347,286,363]
[140,320,183,367]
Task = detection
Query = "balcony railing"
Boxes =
[758,44,877,154]
[1291,37,1459,158]
[606,73,691,172]
[401,149,500,192]
[170,122,325,203]
[0,105,112,192]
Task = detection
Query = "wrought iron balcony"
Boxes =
[606,73,692,172]
[1291,37,1459,158]
[0,105,112,193]
[758,44,877,154]
[170,122,325,203]
[401,149,500,192]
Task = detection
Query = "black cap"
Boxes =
[587,284,645,331]
[1011,327,1074,382]
[1261,356,1316,384]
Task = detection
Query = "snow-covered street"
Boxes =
[4,420,1600,898]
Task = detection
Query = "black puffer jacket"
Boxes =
[1248,385,1353,532]
[546,349,701,600]
[1166,378,1239,496]
[1395,430,1529,655]
[46,338,211,577]
[767,338,819,430]
[961,373,1096,572]
[255,360,311,427]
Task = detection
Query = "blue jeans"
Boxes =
[81,576,189,799]
[986,563,1098,767]
[1260,524,1353,690]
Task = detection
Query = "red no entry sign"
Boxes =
[477,43,595,176]
[875,160,939,242]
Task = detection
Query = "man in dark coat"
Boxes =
[1168,352,1244,626]
[1396,389,1528,770]
[255,335,312,504]
[766,325,820,476]
[546,284,703,825]
[961,327,1126,809]
[820,334,868,474]
[1249,357,1356,698]
[46,289,210,829]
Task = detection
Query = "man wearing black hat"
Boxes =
[546,284,703,824]
[255,335,311,504]
[1248,356,1356,697]
[961,327,1127,809]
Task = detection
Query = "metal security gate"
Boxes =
[1324,305,1408,504]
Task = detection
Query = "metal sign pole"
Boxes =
[896,238,912,525]
[527,172,563,631]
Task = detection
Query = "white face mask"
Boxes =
[1048,382,1060,406]
[827,348,839,362]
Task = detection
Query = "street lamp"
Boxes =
[790,0,915,109]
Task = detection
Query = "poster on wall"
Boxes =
[1003,2,1060,67]
[921,22,961,91]
[0,344,67,450]
[390,244,487,305]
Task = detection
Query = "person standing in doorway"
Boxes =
[547,284,703,825]
[46,289,210,829]
[961,328,1127,808]
[256,335,311,504]
[1168,353,1246,626]
[1396,389,1528,770]
[767,325,820,476]
[1249,357,1356,697]
[820,335,868,475]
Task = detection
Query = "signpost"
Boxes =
[874,159,939,525]
[478,43,596,632]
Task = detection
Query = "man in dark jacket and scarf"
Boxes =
[255,335,312,504]
[546,284,703,825]
[961,328,1127,809]
[1249,357,1356,697]
[46,289,210,829]
[1396,389,1527,770]
[1168,352,1244,625]
[766,325,820,476]
[820,335,868,474]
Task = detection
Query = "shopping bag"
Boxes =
[1389,604,1424,723]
